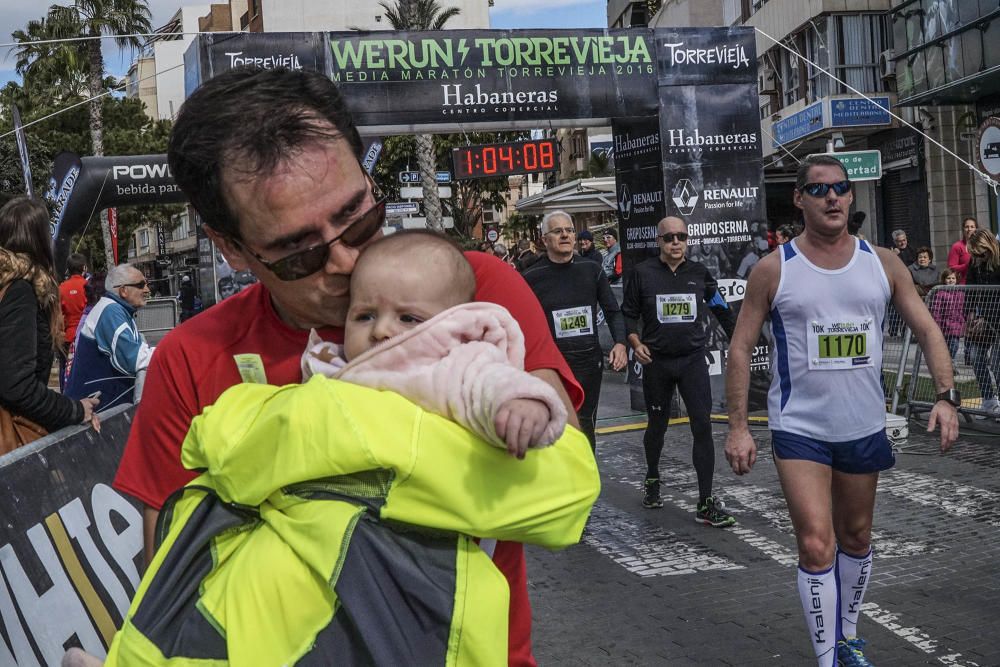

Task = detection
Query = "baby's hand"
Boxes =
[494,398,551,459]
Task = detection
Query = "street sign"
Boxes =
[977,116,1000,178]
[400,216,455,229]
[486,228,499,242]
[398,171,452,184]
[809,150,882,181]
[156,259,171,268]
[386,201,420,215]
[400,186,452,199]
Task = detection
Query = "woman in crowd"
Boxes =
[0,196,99,454]
[965,229,1000,416]
[908,246,938,297]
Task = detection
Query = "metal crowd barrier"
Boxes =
[135,297,178,345]
[885,284,1000,424]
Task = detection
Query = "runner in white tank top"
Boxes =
[722,157,959,667]
[768,236,890,441]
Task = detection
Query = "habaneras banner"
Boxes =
[655,27,770,412]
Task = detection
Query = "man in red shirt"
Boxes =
[58,253,88,389]
[112,67,581,666]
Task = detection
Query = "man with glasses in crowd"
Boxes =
[523,210,628,450]
[65,263,154,410]
[621,216,737,526]
[112,67,581,667]
[724,155,958,667]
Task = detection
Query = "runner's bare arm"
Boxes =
[877,248,959,451]
[725,252,779,474]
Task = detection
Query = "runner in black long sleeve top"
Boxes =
[621,254,736,356]
[620,216,737,527]
[523,211,628,449]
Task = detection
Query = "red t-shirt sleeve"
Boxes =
[113,335,201,509]
[466,251,583,410]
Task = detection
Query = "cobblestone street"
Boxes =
[527,372,999,666]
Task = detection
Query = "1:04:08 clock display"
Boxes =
[452,139,559,180]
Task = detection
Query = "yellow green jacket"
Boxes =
[106,376,600,666]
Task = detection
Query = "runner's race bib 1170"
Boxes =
[553,306,593,339]
[656,293,697,324]
[806,317,873,370]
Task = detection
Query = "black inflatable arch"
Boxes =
[50,152,184,275]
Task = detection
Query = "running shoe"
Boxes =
[642,478,663,509]
[695,496,736,527]
[837,637,873,666]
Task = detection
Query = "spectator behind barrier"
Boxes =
[65,263,155,411]
[0,196,99,454]
[908,246,938,297]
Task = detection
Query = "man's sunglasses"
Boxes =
[799,180,852,198]
[660,232,688,243]
[115,280,148,290]
[235,177,386,282]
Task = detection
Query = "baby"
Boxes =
[302,229,567,458]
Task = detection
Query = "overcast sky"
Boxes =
[0,0,606,86]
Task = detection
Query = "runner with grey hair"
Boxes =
[524,210,628,449]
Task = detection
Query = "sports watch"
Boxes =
[935,388,961,407]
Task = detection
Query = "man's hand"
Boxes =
[609,343,628,371]
[79,396,101,433]
[927,401,959,452]
[495,398,551,459]
[724,428,757,475]
[631,341,652,365]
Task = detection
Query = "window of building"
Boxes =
[831,14,890,94]
[138,229,149,252]
[805,18,831,101]
[779,34,804,108]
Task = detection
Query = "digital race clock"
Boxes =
[452,139,559,180]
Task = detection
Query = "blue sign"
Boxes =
[772,102,824,147]
[830,97,891,128]
[398,171,451,184]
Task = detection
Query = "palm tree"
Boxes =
[12,6,89,101]
[379,0,460,231]
[14,0,152,267]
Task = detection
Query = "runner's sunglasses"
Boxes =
[660,232,688,242]
[799,180,852,197]
[234,175,386,282]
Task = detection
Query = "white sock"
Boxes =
[837,546,873,640]
[798,564,838,667]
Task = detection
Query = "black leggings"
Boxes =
[641,350,715,501]
[568,352,604,451]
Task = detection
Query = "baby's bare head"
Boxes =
[352,230,476,309]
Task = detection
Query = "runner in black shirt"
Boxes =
[621,216,737,526]
[524,211,627,449]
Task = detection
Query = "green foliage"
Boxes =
[379,0,461,30]
[0,79,175,270]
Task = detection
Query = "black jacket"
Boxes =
[965,260,1000,327]
[621,257,736,357]
[0,279,83,431]
[522,255,626,361]
[578,247,603,264]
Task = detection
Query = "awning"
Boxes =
[514,176,617,215]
